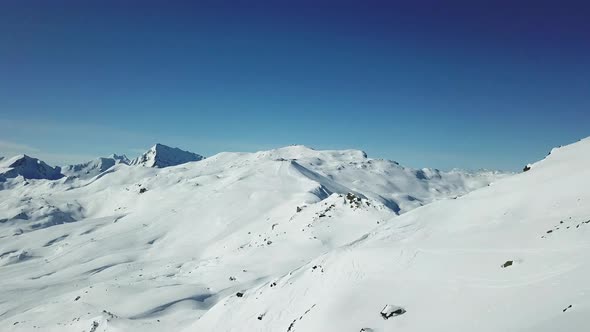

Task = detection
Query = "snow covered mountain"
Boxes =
[256,145,505,214]
[61,154,130,179]
[190,137,590,332]
[0,154,63,182]
[129,143,204,168]
[0,142,532,332]
[60,144,202,179]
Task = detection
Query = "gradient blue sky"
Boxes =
[1,0,589,170]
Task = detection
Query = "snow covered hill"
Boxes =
[129,143,205,168]
[0,144,517,331]
[257,145,505,214]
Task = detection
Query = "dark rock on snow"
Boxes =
[501,260,514,268]
[380,304,406,320]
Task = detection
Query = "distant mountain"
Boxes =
[246,145,509,214]
[129,143,205,168]
[61,154,130,179]
[0,154,63,181]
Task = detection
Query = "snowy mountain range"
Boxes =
[61,154,130,179]
[0,144,204,183]
[1,138,588,332]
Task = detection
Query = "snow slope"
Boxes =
[0,145,509,331]
[129,143,205,168]
[189,138,590,332]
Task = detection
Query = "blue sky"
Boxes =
[1,1,589,170]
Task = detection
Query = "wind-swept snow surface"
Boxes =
[0,144,516,331]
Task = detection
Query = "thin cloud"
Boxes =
[0,140,40,153]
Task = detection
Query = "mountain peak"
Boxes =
[108,154,130,163]
[3,154,41,168]
[0,154,63,181]
[130,144,204,168]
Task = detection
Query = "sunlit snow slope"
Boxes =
[0,145,508,331]
[189,138,590,332]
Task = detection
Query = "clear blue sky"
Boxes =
[1,0,588,170]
